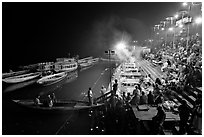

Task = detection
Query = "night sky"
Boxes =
[3,2,181,71]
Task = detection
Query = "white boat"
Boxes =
[2,72,41,84]
[37,72,67,86]
[79,61,93,68]
[78,56,93,64]
[88,58,99,63]
[54,60,78,72]
[2,70,29,79]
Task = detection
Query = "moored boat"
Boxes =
[54,58,78,72]
[37,72,67,86]
[12,99,103,112]
[2,72,41,84]
[2,70,29,79]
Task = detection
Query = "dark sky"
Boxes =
[3,2,181,71]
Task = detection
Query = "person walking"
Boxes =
[113,79,118,95]
[87,87,93,106]
[100,85,106,103]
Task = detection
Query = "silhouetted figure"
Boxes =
[148,91,154,105]
[87,87,93,106]
[113,79,118,95]
[140,91,147,105]
[152,106,166,134]
[126,92,131,103]
[47,95,53,107]
[50,93,56,104]
[190,101,202,134]
[34,95,40,106]
[178,100,191,134]
[155,93,164,105]
[100,85,106,102]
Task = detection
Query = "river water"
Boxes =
[2,61,116,135]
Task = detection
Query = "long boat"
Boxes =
[12,99,103,113]
[2,70,29,79]
[37,72,67,86]
[79,61,93,68]
[2,72,41,84]
[54,61,78,72]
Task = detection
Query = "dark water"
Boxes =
[2,61,116,135]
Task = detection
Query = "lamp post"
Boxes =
[105,50,115,91]
[182,2,192,48]
[168,27,175,49]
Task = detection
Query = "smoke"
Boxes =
[88,15,148,62]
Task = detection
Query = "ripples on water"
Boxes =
[2,61,116,135]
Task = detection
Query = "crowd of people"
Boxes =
[142,34,202,134]
[146,34,202,88]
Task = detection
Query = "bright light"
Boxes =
[180,30,183,33]
[116,42,126,50]
[168,27,174,31]
[161,28,165,30]
[156,32,159,35]
[174,14,179,19]
[179,24,183,28]
[183,2,188,6]
[195,17,202,24]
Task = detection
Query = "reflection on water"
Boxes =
[3,79,38,93]
[2,61,116,135]
[38,70,79,96]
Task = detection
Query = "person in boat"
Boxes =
[46,95,53,107]
[50,93,56,104]
[152,105,166,134]
[87,87,93,106]
[34,95,41,106]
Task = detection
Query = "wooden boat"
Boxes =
[12,99,103,112]
[2,70,29,79]
[37,72,67,86]
[54,59,78,72]
[2,72,41,84]
[3,79,37,93]
[79,61,93,68]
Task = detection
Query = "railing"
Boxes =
[95,90,114,103]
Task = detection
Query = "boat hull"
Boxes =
[13,99,103,113]
[2,72,41,84]
[37,72,67,86]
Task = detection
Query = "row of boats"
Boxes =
[3,57,99,85]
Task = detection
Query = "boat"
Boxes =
[37,72,67,86]
[2,72,41,84]
[54,58,78,72]
[3,79,38,93]
[78,56,93,64]
[12,99,103,113]
[79,61,93,68]
[2,70,29,79]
